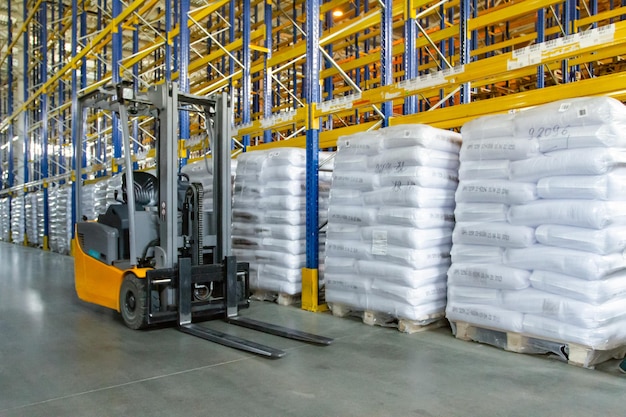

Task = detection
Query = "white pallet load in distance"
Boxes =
[24,193,39,246]
[0,198,9,241]
[325,125,461,322]
[232,148,332,295]
[10,194,25,244]
[446,96,626,353]
[49,185,73,254]
[35,191,45,245]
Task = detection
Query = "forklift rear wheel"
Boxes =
[120,274,148,330]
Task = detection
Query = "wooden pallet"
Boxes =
[451,321,626,369]
[250,290,301,307]
[329,303,447,334]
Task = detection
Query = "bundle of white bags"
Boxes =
[180,157,238,211]
[49,185,72,254]
[81,180,108,220]
[0,198,8,241]
[447,96,626,349]
[24,193,39,246]
[325,125,461,321]
[232,147,331,295]
[35,191,44,246]
[10,194,24,244]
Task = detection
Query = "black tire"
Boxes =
[119,274,148,330]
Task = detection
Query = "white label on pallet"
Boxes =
[371,229,388,256]
[318,92,362,113]
[400,65,464,92]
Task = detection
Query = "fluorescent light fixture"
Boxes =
[332,10,343,17]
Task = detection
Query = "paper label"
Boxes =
[371,229,388,256]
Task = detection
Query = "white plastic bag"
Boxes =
[447,263,531,289]
[459,160,510,180]
[508,200,626,229]
[455,180,537,205]
[460,138,539,161]
[530,269,626,305]
[454,203,508,222]
[453,221,536,248]
[535,224,626,255]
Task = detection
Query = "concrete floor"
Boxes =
[2,242,626,416]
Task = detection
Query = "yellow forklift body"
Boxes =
[73,237,149,312]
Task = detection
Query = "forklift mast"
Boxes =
[73,82,332,358]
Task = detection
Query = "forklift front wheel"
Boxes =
[119,274,148,330]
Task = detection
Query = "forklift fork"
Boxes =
[177,257,332,358]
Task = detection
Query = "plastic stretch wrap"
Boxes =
[0,198,9,241]
[508,200,626,229]
[448,96,626,349]
[452,222,536,248]
[537,170,626,200]
[232,148,330,294]
[326,124,460,320]
[24,193,38,246]
[49,186,73,254]
[530,270,626,305]
[10,195,24,244]
[36,192,44,245]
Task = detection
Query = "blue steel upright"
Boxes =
[70,0,79,233]
[41,0,50,247]
[404,3,417,115]
[381,0,392,125]
[179,0,190,167]
[242,0,251,148]
[305,0,320,270]
[263,1,273,143]
[460,0,471,104]
[112,0,123,173]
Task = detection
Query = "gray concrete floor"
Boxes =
[2,242,626,416]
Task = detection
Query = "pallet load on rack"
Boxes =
[35,191,44,246]
[81,181,108,220]
[49,185,73,254]
[0,198,10,241]
[324,125,461,332]
[232,148,331,304]
[10,194,24,245]
[24,193,39,247]
[180,158,238,213]
[447,97,626,368]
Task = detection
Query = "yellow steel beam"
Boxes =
[577,6,626,28]
[247,121,381,151]
[392,71,626,129]
[469,0,563,31]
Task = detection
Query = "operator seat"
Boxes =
[97,172,159,260]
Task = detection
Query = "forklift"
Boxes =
[72,82,332,358]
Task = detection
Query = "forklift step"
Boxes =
[179,323,286,359]
[226,316,334,346]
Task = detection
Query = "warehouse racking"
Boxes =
[0,0,625,305]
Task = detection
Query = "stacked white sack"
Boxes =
[0,198,8,241]
[232,148,331,295]
[24,193,39,246]
[49,185,72,254]
[36,191,44,245]
[325,125,461,321]
[10,194,24,244]
[180,158,238,211]
[447,96,626,350]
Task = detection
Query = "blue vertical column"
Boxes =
[58,0,66,177]
[404,3,418,115]
[323,11,334,129]
[381,0,393,125]
[41,0,49,248]
[263,1,273,143]
[112,0,123,173]
[165,0,172,81]
[242,1,251,148]
[304,0,320,271]
[179,0,190,167]
[7,0,14,189]
[95,0,104,176]
[22,0,29,184]
[229,2,235,104]
[561,0,572,83]
[536,8,545,88]
[459,0,471,104]
[70,0,78,232]
[132,22,139,171]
